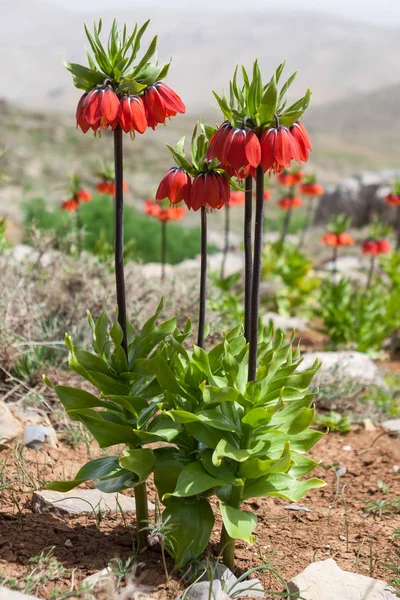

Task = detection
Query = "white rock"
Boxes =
[227,578,264,598]
[381,419,400,433]
[322,255,364,274]
[23,425,53,450]
[299,351,388,392]
[0,590,40,600]
[207,252,244,276]
[183,581,226,600]
[31,489,153,515]
[8,405,57,448]
[83,567,111,589]
[288,558,397,599]
[262,312,309,331]
[0,402,22,446]
[64,539,73,548]
[11,244,39,263]
[284,505,312,513]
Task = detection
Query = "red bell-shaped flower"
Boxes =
[83,86,120,131]
[221,128,261,178]
[206,121,233,162]
[300,182,324,196]
[76,189,92,203]
[61,199,79,213]
[189,172,229,211]
[118,95,147,134]
[290,121,312,164]
[156,167,192,206]
[155,82,186,117]
[260,126,295,174]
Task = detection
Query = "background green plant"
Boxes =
[22,196,216,264]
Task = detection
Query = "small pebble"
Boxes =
[393,465,399,473]
[343,445,352,451]
[64,539,73,548]
[336,466,347,477]
[284,504,312,513]
[339,535,346,541]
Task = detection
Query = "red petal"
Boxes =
[84,89,102,126]
[156,83,185,114]
[118,97,132,133]
[190,174,206,211]
[156,169,175,202]
[143,87,167,129]
[274,127,294,168]
[260,128,276,172]
[223,129,248,171]
[244,131,261,168]
[130,96,147,133]
[101,88,120,123]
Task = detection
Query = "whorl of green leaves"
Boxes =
[213,61,311,130]
[64,19,170,93]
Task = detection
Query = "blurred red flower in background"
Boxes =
[321,232,355,247]
[362,239,391,255]
[278,196,303,210]
[61,199,79,213]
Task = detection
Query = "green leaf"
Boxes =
[53,386,112,412]
[110,321,124,347]
[258,74,277,124]
[119,448,156,484]
[203,385,246,406]
[154,449,190,500]
[132,35,158,76]
[168,409,236,432]
[212,439,255,466]
[69,409,139,448]
[200,449,243,486]
[166,462,231,499]
[163,497,214,569]
[238,443,292,479]
[220,503,257,544]
[243,473,326,501]
[63,61,105,87]
[94,311,108,356]
[46,456,135,492]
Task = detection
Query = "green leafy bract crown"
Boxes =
[65,19,170,94]
[214,61,311,130]
[327,214,352,235]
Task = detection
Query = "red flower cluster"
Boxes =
[61,188,92,213]
[96,180,128,195]
[362,239,391,256]
[301,182,325,196]
[278,196,303,210]
[277,169,304,187]
[156,168,229,211]
[207,120,312,179]
[385,193,400,206]
[76,83,185,135]
[321,232,355,247]
[144,199,186,222]
[228,191,245,206]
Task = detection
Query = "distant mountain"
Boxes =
[307,83,400,134]
[2,0,400,113]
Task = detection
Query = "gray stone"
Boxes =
[82,567,111,589]
[284,504,312,513]
[23,425,53,450]
[31,489,151,515]
[183,581,228,600]
[288,558,397,599]
[0,590,40,600]
[262,312,309,331]
[314,169,400,228]
[226,578,264,598]
[11,244,39,264]
[322,255,364,274]
[0,402,22,446]
[381,419,400,433]
[207,252,244,276]
[199,562,237,587]
[299,351,388,392]
[8,405,57,448]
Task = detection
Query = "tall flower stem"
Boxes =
[332,246,338,281]
[220,203,230,280]
[113,126,128,355]
[248,166,265,382]
[244,176,253,342]
[299,197,313,248]
[114,126,148,550]
[161,220,167,281]
[76,208,82,256]
[197,206,208,348]
[279,206,292,249]
[366,254,375,291]
[396,205,400,249]
[220,486,242,570]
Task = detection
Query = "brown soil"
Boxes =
[1,429,399,599]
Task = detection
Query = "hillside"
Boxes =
[2,1,400,112]
[308,82,400,134]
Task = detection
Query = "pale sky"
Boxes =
[48,0,400,27]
